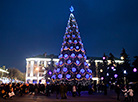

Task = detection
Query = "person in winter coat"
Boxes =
[122,85,128,102]
[72,85,77,97]
[127,86,134,102]
[115,84,121,100]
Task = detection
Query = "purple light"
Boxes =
[101,77,104,80]
[58,74,62,79]
[81,48,84,52]
[103,57,106,60]
[57,68,60,73]
[72,67,76,72]
[114,74,118,78]
[59,61,63,65]
[87,69,92,73]
[63,67,68,72]
[48,71,52,75]
[67,35,70,38]
[133,68,137,72]
[67,60,71,64]
[111,66,114,69]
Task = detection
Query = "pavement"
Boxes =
[0,90,138,102]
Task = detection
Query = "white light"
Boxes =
[107,73,109,76]
[124,70,126,74]
[121,56,124,60]
[113,68,116,71]
[100,69,103,72]
[48,77,50,80]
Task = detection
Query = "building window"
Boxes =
[33,74,36,76]
[28,74,30,77]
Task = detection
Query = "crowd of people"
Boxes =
[0,82,137,101]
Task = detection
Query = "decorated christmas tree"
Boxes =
[51,6,92,83]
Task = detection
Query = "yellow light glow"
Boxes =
[121,56,124,60]
[35,67,39,71]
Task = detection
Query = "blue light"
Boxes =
[63,67,68,72]
[74,40,77,44]
[70,29,72,32]
[63,41,66,44]
[58,54,63,58]
[67,35,70,38]
[76,60,80,65]
[73,24,75,27]
[80,69,85,74]
[58,74,62,79]
[64,54,68,58]
[78,54,82,58]
[76,74,81,79]
[59,61,63,65]
[66,74,71,79]
[81,48,84,51]
[90,75,92,78]
[76,46,79,49]
[71,53,75,57]
[70,46,73,49]
[76,29,78,32]
[84,62,87,66]
[64,46,68,50]
[67,60,71,64]
[70,6,74,12]
[86,74,89,79]
[78,35,80,38]
[87,69,92,73]
[69,40,72,43]
[61,48,63,51]
[72,35,75,38]
[51,75,56,79]
[72,67,76,72]
[84,55,87,59]
[57,68,60,73]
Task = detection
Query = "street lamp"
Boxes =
[133,68,137,72]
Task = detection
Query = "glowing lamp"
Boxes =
[80,69,85,74]
[133,68,137,72]
[76,74,81,79]
[124,70,127,74]
[51,75,56,79]
[114,74,118,78]
[70,46,73,50]
[85,74,89,79]
[76,60,80,65]
[74,40,77,44]
[66,74,71,79]
[59,61,63,65]
[101,77,104,80]
[71,53,75,58]
[78,54,82,58]
[64,54,68,58]
[63,67,68,72]
[100,69,103,72]
[76,46,79,49]
[69,40,72,43]
[67,35,70,38]
[107,73,109,76]
[103,57,106,60]
[57,68,60,73]
[48,71,52,75]
[87,69,92,73]
[72,35,75,38]
[111,66,114,69]
[67,60,71,64]
[113,68,116,71]
[72,67,76,72]
[58,74,62,79]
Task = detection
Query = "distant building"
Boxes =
[0,66,9,76]
[26,53,123,84]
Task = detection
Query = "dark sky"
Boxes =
[0,0,138,72]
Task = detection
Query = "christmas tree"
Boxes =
[51,6,92,83]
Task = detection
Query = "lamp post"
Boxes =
[123,70,127,85]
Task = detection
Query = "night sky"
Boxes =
[0,0,138,72]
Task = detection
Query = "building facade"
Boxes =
[26,54,123,84]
